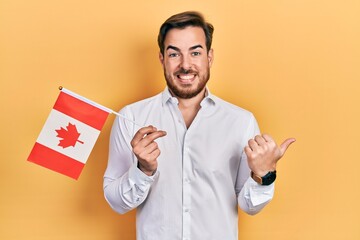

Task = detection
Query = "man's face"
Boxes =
[159,26,214,99]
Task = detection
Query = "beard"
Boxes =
[164,67,210,99]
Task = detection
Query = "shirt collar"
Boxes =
[161,87,216,107]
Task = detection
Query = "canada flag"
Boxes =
[28,88,111,180]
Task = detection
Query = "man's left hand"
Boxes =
[244,134,296,177]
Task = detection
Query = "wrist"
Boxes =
[251,170,277,185]
[137,161,156,176]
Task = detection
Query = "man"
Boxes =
[103,11,295,240]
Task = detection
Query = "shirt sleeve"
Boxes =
[237,176,275,215]
[103,107,158,214]
[235,114,275,215]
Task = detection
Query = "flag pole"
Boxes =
[59,86,143,128]
[110,111,143,127]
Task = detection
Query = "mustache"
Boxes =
[175,68,197,75]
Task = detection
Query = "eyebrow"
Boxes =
[166,44,204,52]
[166,45,180,52]
[189,45,203,51]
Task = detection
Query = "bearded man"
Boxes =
[103,11,295,240]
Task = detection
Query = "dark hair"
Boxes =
[158,11,214,54]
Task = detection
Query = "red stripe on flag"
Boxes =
[28,143,85,180]
[53,91,109,130]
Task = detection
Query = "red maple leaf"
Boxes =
[55,123,84,148]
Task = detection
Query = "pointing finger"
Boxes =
[139,130,167,147]
[131,126,161,147]
[279,138,296,156]
[131,126,156,147]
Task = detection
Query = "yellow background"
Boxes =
[1,0,359,239]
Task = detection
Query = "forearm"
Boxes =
[103,162,157,214]
[237,177,274,215]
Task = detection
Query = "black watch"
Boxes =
[251,171,277,185]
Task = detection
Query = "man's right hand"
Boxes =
[130,126,167,176]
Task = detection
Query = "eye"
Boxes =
[168,52,179,58]
[191,51,201,56]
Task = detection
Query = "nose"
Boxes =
[180,54,192,70]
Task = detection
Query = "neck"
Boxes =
[170,88,206,128]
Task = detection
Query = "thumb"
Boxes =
[279,138,296,156]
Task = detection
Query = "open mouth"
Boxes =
[177,74,196,84]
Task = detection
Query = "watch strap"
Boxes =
[251,171,263,185]
[251,171,277,185]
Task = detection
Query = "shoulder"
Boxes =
[207,94,260,143]
[211,94,255,121]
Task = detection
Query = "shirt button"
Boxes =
[184,208,189,213]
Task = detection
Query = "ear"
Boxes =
[207,49,214,67]
[159,52,165,68]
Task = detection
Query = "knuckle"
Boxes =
[247,151,255,160]
[262,144,269,152]
[133,146,142,156]
[152,149,161,158]
[132,147,138,154]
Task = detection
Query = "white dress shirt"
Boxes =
[103,88,274,240]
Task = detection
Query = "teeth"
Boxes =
[179,75,194,80]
